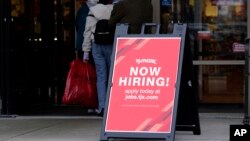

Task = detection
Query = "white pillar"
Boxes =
[152,0,161,23]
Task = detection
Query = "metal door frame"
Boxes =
[0,0,4,114]
[244,0,250,124]
[0,0,11,115]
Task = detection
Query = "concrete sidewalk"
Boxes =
[0,113,244,141]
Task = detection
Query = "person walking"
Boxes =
[75,0,99,114]
[109,0,153,34]
[82,0,113,116]
[75,0,99,60]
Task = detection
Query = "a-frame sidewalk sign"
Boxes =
[100,23,187,141]
[173,24,201,135]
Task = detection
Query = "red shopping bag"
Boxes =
[62,59,98,109]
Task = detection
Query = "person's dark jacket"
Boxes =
[109,0,153,34]
[75,3,89,51]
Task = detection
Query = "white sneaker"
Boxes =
[87,109,95,113]
[87,109,99,114]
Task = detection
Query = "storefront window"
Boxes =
[195,0,247,60]
[160,0,248,104]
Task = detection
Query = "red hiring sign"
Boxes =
[105,37,182,133]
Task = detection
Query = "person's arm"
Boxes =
[82,15,96,60]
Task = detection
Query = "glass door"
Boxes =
[1,0,79,115]
[7,0,56,114]
[190,0,247,104]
